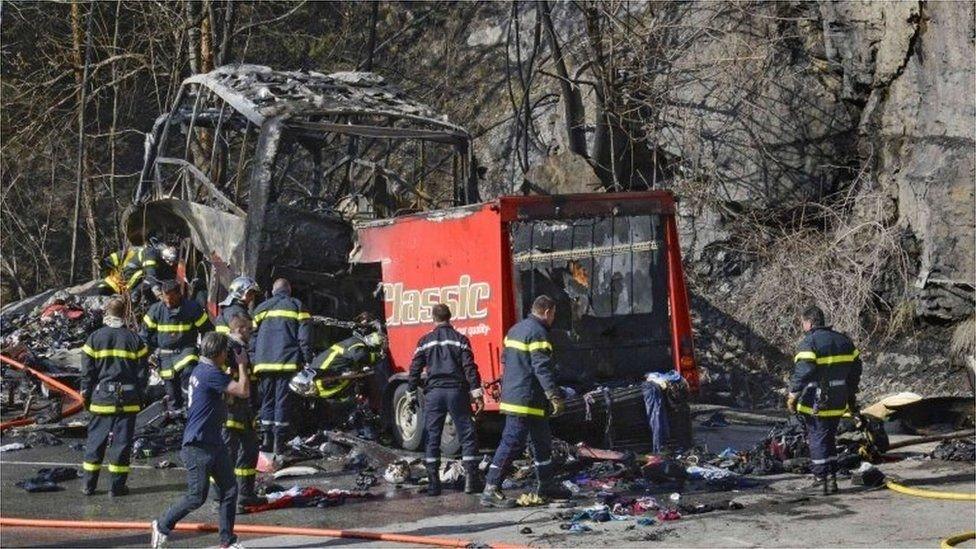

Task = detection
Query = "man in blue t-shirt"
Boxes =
[152,332,250,549]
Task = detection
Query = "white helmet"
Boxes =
[160,245,178,264]
[288,368,318,398]
[220,276,260,307]
[362,331,387,349]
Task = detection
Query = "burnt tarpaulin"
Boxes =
[124,198,245,271]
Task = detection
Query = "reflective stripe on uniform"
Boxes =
[108,464,131,474]
[194,312,209,327]
[82,345,149,360]
[89,403,141,414]
[498,402,546,417]
[816,351,859,365]
[317,345,344,371]
[414,339,470,354]
[126,270,144,288]
[225,419,246,430]
[234,468,257,477]
[503,338,552,353]
[315,378,350,399]
[103,276,124,293]
[796,403,848,417]
[143,315,196,332]
[794,351,817,362]
[253,309,311,323]
[82,462,101,471]
[215,325,230,334]
[253,362,299,373]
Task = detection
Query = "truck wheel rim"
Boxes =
[396,395,418,440]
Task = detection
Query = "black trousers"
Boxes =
[485,414,553,487]
[423,387,479,464]
[224,426,259,496]
[83,413,136,492]
[158,442,238,546]
[258,374,294,444]
[803,415,841,477]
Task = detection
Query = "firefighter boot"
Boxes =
[480,485,516,508]
[463,461,484,494]
[237,476,265,510]
[273,432,286,457]
[82,471,98,496]
[425,462,442,496]
[260,430,273,453]
[110,473,129,497]
[535,463,572,501]
[805,475,828,495]
[827,474,839,495]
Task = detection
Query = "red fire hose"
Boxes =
[0,517,527,549]
[0,354,86,431]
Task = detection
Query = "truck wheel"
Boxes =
[392,383,424,451]
[440,415,461,457]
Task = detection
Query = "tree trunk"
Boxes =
[539,1,588,158]
[69,0,99,282]
[186,0,201,74]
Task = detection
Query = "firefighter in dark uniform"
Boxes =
[80,297,149,496]
[252,278,312,455]
[141,280,212,412]
[135,244,178,303]
[288,326,386,401]
[215,276,260,335]
[407,303,484,496]
[481,295,572,507]
[787,305,862,495]
[219,314,264,508]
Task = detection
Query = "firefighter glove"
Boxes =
[786,392,798,414]
[547,393,566,417]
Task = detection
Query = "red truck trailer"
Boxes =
[354,191,698,452]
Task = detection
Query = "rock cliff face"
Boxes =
[462,1,974,405]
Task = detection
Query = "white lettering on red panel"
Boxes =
[384,275,490,327]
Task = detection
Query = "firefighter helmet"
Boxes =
[362,331,387,349]
[288,368,318,398]
[160,245,178,264]
[220,276,260,306]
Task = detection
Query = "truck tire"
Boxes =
[392,383,424,451]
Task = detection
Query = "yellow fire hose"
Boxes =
[884,480,975,548]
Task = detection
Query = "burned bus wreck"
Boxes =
[130,64,478,313]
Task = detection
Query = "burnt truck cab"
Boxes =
[353,191,698,452]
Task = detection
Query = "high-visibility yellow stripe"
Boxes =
[315,379,350,399]
[142,260,157,267]
[816,351,859,365]
[126,269,144,286]
[143,315,156,328]
[155,323,194,332]
[317,345,343,371]
[89,403,141,414]
[794,351,817,362]
[499,402,547,417]
[797,403,848,417]
[172,354,198,372]
[253,309,310,323]
[234,468,257,477]
[82,345,149,360]
[104,276,124,293]
[82,462,101,472]
[194,312,209,327]
[225,419,246,430]
[108,464,131,474]
[215,325,230,334]
[503,338,553,353]
[253,362,299,373]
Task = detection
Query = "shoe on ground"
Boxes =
[110,486,129,497]
[827,475,839,494]
[537,483,573,501]
[220,543,244,549]
[81,486,96,496]
[480,486,516,508]
[150,519,168,549]
[804,476,828,495]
